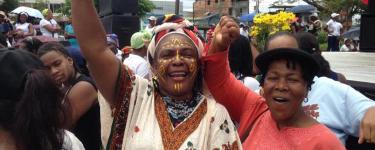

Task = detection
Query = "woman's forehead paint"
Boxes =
[159,37,194,50]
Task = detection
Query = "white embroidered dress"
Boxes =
[99,65,241,150]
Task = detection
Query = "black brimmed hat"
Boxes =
[0,48,44,100]
[255,48,319,76]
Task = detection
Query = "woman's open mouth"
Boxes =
[273,97,289,104]
[168,71,188,81]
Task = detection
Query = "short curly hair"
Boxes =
[259,58,315,91]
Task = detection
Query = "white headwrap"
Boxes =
[147,19,205,64]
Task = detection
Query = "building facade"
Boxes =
[18,0,65,12]
[149,0,183,16]
[193,0,249,18]
[141,0,183,30]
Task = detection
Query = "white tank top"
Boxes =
[15,23,30,34]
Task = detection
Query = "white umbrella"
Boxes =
[11,6,44,19]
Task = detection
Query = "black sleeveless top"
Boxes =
[69,75,101,150]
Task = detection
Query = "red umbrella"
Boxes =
[362,0,368,5]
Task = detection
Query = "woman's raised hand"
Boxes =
[72,0,120,106]
[208,16,240,55]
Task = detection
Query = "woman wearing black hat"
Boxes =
[203,45,344,149]
[0,49,84,149]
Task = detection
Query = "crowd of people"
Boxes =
[0,1,374,150]
[0,8,74,49]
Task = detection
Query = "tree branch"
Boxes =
[302,0,328,12]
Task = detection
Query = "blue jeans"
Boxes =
[327,36,339,51]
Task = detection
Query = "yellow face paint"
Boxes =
[176,50,181,61]
[153,34,200,96]
[174,83,177,92]
[173,82,182,94]
[160,38,195,50]
[156,51,198,82]
[157,60,167,75]
[155,60,169,83]
[188,59,197,76]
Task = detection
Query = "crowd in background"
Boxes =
[0,9,74,49]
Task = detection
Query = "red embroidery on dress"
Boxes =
[303,104,320,119]
[213,141,239,150]
[109,65,135,150]
[155,94,207,150]
[210,117,215,123]
[134,126,140,133]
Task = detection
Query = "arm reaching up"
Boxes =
[72,0,119,106]
[203,16,267,139]
[208,16,240,55]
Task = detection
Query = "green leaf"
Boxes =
[0,0,19,12]
[138,0,155,17]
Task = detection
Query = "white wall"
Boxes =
[151,0,183,15]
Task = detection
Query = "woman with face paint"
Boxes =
[72,0,241,149]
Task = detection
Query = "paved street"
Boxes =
[323,52,375,84]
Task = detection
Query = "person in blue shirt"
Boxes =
[64,17,79,48]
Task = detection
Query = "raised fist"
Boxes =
[209,16,240,54]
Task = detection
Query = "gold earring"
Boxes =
[152,75,159,90]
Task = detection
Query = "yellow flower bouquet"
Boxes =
[250,11,296,51]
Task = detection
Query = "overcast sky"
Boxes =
[182,0,195,12]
